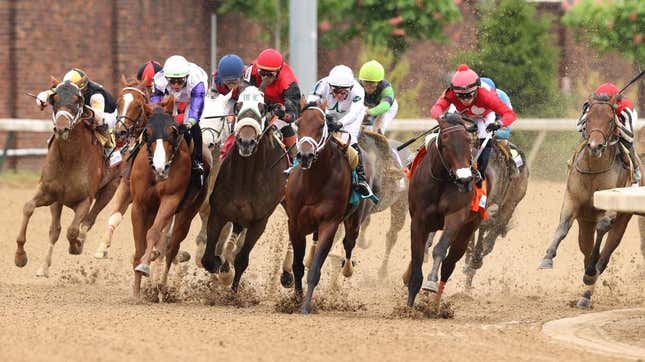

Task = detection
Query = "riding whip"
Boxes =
[396,125,439,151]
[24,92,38,99]
[203,114,236,119]
[618,69,645,95]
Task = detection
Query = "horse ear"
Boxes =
[162,96,175,115]
[258,103,266,117]
[120,74,128,87]
[233,102,242,115]
[50,76,60,88]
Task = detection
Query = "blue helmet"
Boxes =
[217,54,245,81]
[480,77,496,90]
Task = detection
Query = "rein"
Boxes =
[429,123,475,184]
[146,130,184,172]
[115,88,147,139]
[296,106,329,156]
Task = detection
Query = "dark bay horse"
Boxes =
[285,100,362,314]
[405,113,486,310]
[15,79,121,277]
[201,86,288,291]
[538,95,635,308]
[130,98,212,297]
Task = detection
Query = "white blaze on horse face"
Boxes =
[153,139,167,174]
[455,168,472,180]
[121,93,133,118]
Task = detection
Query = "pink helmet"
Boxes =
[450,64,480,92]
[594,83,619,97]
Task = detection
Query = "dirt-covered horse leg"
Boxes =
[231,218,269,292]
[95,178,130,259]
[159,215,192,298]
[66,198,92,256]
[357,215,371,249]
[406,214,432,307]
[135,196,180,277]
[219,223,244,286]
[280,242,295,288]
[435,221,475,310]
[341,212,361,278]
[35,202,63,277]
[378,197,407,279]
[201,209,227,274]
[301,221,341,314]
[539,194,577,269]
[303,231,318,268]
[15,185,55,267]
[131,202,154,297]
[289,221,306,299]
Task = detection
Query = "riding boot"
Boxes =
[627,143,641,186]
[191,123,204,176]
[351,144,376,199]
[281,125,298,175]
[475,139,493,187]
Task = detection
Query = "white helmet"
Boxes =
[163,55,190,78]
[328,65,355,88]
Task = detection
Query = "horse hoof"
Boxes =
[150,249,161,262]
[173,251,191,264]
[69,242,83,255]
[15,251,28,267]
[422,280,438,293]
[93,250,108,259]
[576,296,592,309]
[538,258,553,269]
[135,264,151,277]
[201,256,219,273]
[35,267,49,278]
[463,265,477,277]
[280,271,294,288]
[219,269,234,286]
[300,303,312,315]
[583,273,597,286]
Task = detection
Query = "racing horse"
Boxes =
[200,86,288,291]
[130,97,212,297]
[538,94,635,308]
[285,99,364,314]
[15,79,121,276]
[405,112,486,310]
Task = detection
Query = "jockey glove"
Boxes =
[271,104,286,119]
[486,120,502,132]
[325,115,342,132]
[186,117,197,129]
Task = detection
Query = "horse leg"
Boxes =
[422,227,456,293]
[406,216,431,307]
[463,231,479,290]
[15,185,54,267]
[424,231,436,263]
[131,202,152,298]
[436,223,474,310]
[378,197,407,280]
[341,213,361,278]
[596,214,630,275]
[303,236,317,269]
[219,222,244,286]
[95,179,131,259]
[135,197,180,277]
[301,221,341,314]
[231,218,269,292]
[201,210,227,273]
[36,202,63,277]
[577,213,616,308]
[539,195,577,269]
[357,215,371,249]
[67,198,92,255]
[194,202,210,267]
[160,217,192,298]
[83,177,119,236]
[280,241,295,288]
[289,221,306,297]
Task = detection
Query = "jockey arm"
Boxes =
[430,90,451,120]
[367,85,395,116]
[186,82,206,125]
[88,93,107,125]
[282,82,301,122]
[338,91,366,128]
[484,91,516,127]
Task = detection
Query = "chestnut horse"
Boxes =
[201,86,288,291]
[285,100,362,314]
[406,113,485,310]
[130,98,212,297]
[14,80,121,276]
[539,94,635,308]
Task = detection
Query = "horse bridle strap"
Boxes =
[146,133,184,170]
[296,106,329,154]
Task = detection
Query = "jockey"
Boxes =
[480,77,513,140]
[136,60,163,92]
[212,54,245,100]
[308,65,375,199]
[577,82,640,185]
[430,64,517,184]
[151,55,208,175]
[243,48,300,158]
[358,60,398,134]
[36,68,118,154]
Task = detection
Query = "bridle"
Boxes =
[430,120,476,185]
[145,124,184,176]
[51,82,85,130]
[584,99,618,149]
[296,106,329,162]
[115,87,147,139]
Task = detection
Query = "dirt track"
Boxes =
[1,177,644,361]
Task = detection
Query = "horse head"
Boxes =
[115,75,150,142]
[295,96,328,169]
[233,86,266,157]
[49,78,86,140]
[437,112,478,192]
[142,97,183,181]
[585,94,618,158]
[200,90,233,150]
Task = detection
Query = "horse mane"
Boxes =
[591,94,611,102]
[441,112,464,125]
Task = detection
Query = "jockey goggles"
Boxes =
[258,69,278,78]
[167,76,187,85]
[330,85,352,96]
[455,90,477,100]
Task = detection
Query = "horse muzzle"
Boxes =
[587,140,605,158]
[297,151,315,170]
[53,126,71,140]
[236,136,258,157]
[455,167,474,192]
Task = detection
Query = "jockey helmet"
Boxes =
[137,60,162,87]
[218,54,245,81]
[358,60,385,82]
[450,64,480,92]
[63,68,89,90]
[328,65,355,88]
[163,55,190,78]
[480,77,496,90]
[256,48,283,71]
[594,83,619,97]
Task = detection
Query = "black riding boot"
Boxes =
[352,143,375,198]
[191,123,204,175]
[476,138,493,186]
[624,140,641,185]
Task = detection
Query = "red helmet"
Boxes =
[137,60,162,87]
[256,48,283,71]
[450,64,480,92]
[594,83,619,97]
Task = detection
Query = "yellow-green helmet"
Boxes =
[358,60,385,82]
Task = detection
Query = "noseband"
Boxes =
[145,127,184,173]
[431,123,475,183]
[115,87,147,138]
[585,100,617,148]
[296,106,329,160]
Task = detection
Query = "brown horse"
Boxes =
[130,98,212,297]
[406,113,485,310]
[201,86,288,291]
[539,94,636,308]
[285,100,363,314]
[15,79,121,276]
[94,76,151,259]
